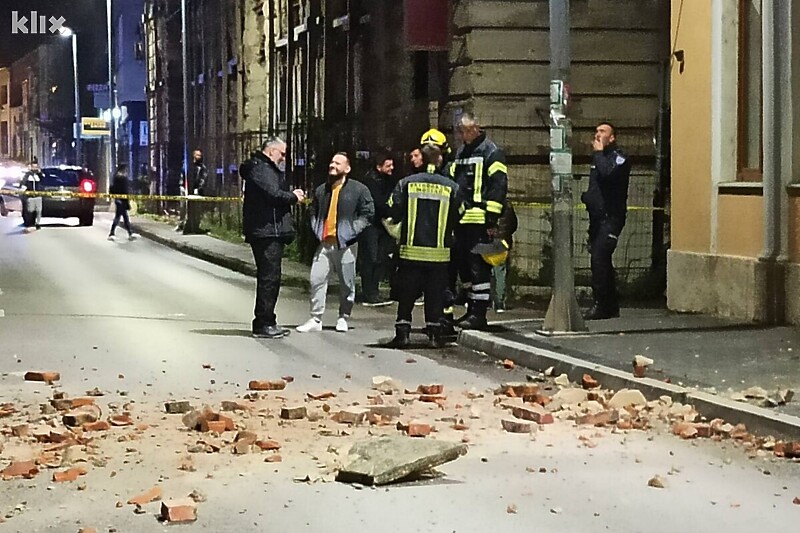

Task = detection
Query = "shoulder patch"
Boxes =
[615,154,626,165]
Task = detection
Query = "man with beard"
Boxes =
[296,153,374,334]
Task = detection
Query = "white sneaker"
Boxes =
[128,233,140,241]
[335,317,348,333]
[107,235,116,241]
[296,317,322,333]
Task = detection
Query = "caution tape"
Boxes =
[0,189,242,203]
[510,201,667,213]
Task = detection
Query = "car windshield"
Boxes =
[41,169,81,187]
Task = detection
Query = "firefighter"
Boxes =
[449,112,508,330]
[420,128,452,175]
[383,144,464,349]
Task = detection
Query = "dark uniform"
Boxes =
[384,171,463,348]
[449,132,508,329]
[581,143,631,319]
[358,168,397,304]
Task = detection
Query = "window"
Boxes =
[0,84,7,106]
[737,0,762,181]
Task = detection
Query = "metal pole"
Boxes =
[71,33,81,167]
[542,0,586,332]
[181,0,190,183]
[107,0,117,179]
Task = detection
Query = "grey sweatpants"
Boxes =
[309,241,357,319]
[25,197,42,227]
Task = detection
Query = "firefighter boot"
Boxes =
[458,302,489,331]
[426,325,446,349]
[385,324,411,349]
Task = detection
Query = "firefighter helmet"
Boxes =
[420,129,451,154]
[472,239,509,267]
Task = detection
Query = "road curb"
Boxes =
[459,330,800,440]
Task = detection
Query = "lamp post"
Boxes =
[60,27,81,166]
[107,0,118,182]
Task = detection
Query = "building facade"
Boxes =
[668,0,800,325]
[0,68,10,159]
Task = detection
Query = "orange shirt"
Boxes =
[323,181,343,243]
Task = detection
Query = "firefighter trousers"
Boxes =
[395,260,448,328]
[453,224,492,318]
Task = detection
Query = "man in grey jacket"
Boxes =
[296,152,374,333]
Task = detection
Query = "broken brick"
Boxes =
[11,424,28,437]
[160,498,197,523]
[367,405,401,419]
[109,415,133,427]
[52,467,87,483]
[233,440,252,455]
[1,460,39,480]
[127,486,162,505]
[416,384,444,395]
[24,371,60,383]
[82,421,111,432]
[407,423,432,437]
[512,404,554,425]
[307,391,336,401]
[265,454,283,463]
[497,383,539,397]
[280,406,307,420]
[332,407,369,425]
[0,403,16,417]
[234,431,258,445]
[694,423,712,438]
[182,407,215,431]
[217,414,235,431]
[576,409,620,427]
[255,440,281,451]
[164,401,192,414]
[633,364,647,378]
[419,395,447,404]
[524,393,552,406]
[581,374,600,389]
[203,420,227,434]
[62,406,101,427]
[501,418,535,434]
[248,380,286,391]
[672,422,698,439]
[69,398,96,409]
[221,401,248,412]
[793,496,800,505]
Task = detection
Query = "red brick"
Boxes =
[793,497,800,505]
[203,420,227,434]
[82,421,111,432]
[576,410,619,427]
[109,415,133,427]
[416,384,444,395]
[217,414,235,431]
[52,467,87,483]
[407,423,432,437]
[502,359,515,369]
[785,441,800,459]
[1,460,39,480]
[512,404,554,424]
[11,424,28,437]
[419,394,447,403]
[127,486,162,505]
[499,383,540,397]
[633,364,646,378]
[694,423,712,438]
[672,422,698,439]
[255,439,281,451]
[524,393,552,406]
[160,498,197,523]
[248,380,286,391]
[307,391,336,400]
[581,374,600,389]
[280,406,307,420]
[70,398,96,408]
[24,371,60,383]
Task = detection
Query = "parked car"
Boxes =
[2,166,97,226]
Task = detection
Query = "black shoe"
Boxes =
[252,325,287,339]
[458,315,488,331]
[384,326,411,349]
[582,306,619,320]
[426,327,446,349]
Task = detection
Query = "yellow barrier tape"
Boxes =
[0,189,242,203]
[510,201,666,213]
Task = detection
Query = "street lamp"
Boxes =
[60,27,81,167]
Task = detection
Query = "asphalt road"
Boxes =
[1,213,799,532]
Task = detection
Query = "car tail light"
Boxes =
[79,179,96,193]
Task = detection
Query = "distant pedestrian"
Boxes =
[242,137,305,339]
[358,150,396,307]
[581,122,630,320]
[490,202,518,313]
[108,165,138,241]
[21,158,43,232]
[180,149,208,234]
[296,152,374,334]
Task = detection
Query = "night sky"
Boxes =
[0,0,109,83]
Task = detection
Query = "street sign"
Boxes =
[81,117,110,138]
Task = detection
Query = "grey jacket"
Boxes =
[310,177,374,248]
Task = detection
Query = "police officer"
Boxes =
[449,113,508,330]
[384,144,463,349]
[581,122,630,320]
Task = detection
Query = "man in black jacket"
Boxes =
[182,149,208,234]
[357,150,396,306]
[581,122,631,320]
[242,137,305,338]
[296,153,374,334]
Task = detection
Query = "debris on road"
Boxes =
[648,475,666,489]
[161,498,197,523]
[248,379,287,391]
[335,435,467,486]
[164,401,192,414]
[24,371,60,384]
[127,486,162,505]
[632,355,653,378]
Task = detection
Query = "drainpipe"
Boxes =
[759,0,787,323]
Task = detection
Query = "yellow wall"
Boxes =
[716,195,763,257]
[670,0,712,253]
[790,196,800,263]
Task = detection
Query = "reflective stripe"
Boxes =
[426,163,436,173]
[468,293,491,301]
[472,283,491,291]
[449,163,456,177]
[395,320,412,326]
[462,282,473,289]
[488,161,507,176]
[425,322,440,327]
[486,200,503,214]
[454,156,484,204]
[399,245,450,262]
[437,199,448,249]
[460,207,485,225]
[443,306,454,315]
[408,197,418,247]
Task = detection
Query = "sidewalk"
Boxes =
[126,214,800,439]
[460,309,800,439]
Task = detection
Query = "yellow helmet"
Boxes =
[420,129,451,154]
[473,239,509,266]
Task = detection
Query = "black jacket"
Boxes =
[387,172,463,263]
[21,170,43,192]
[110,174,131,210]
[242,151,298,243]
[581,143,631,236]
[310,177,374,249]
[359,169,396,222]
[188,162,207,195]
[450,132,508,226]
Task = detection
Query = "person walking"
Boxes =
[108,165,138,241]
[581,122,631,320]
[449,112,508,330]
[358,150,396,307]
[21,158,44,232]
[490,202,518,313]
[383,144,463,349]
[296,152,374,334]
[242,137,305,339]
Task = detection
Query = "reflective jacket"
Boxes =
[387,171,464,263]
[450,133,508,225]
